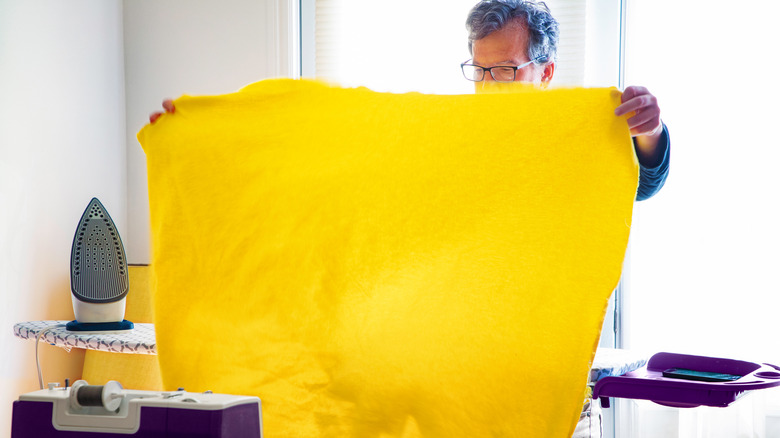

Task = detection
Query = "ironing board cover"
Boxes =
[14,320,156,354]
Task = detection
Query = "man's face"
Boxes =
[471,18,552,86]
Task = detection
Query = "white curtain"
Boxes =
[623,0,780,436]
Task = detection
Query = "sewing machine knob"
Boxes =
[47,382,60,390]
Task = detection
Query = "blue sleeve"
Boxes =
[635,124,670,201]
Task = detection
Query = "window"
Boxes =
[307,0,594,93]
[619,0,780,436]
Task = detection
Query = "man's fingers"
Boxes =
[150,99,175,124]
[616,86,661,137]
[615,93,656,116]
[627,107,660,130]
[615,98,641,116]
[616,86,652,115]
[621,85,648,102]
[162,99,175,113]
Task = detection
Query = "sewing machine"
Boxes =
[11,380,262,437]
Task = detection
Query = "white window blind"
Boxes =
[548,0,586,86]
[312,0,588,94]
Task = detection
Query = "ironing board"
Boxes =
[14,322,642,382]
[13,320,156,355]
[589,348,650,384]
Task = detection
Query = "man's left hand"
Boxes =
[615,85,664,166]
[615,86,662,137]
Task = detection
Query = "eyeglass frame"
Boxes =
[460,57,545,82]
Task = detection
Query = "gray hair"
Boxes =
[466,0,559,64]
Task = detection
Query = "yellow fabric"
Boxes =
[82,265,162,390]
[137,79,638,438]
[82,352,162,390]
[124,264,156,323]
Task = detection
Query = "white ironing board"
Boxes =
[13,320,156,355]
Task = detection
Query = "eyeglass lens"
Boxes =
[462,65,516,82]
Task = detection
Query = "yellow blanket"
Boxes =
[138,79,637,437]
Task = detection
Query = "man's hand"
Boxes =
[615,86,664,167]
[149,99,176,124]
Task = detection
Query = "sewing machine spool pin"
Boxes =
[69,380,124,412]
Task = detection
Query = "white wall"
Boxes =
[123,0,293,264]
[0,0,126,435]
[1,0,290,436]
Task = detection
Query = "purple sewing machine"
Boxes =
[594,352,780,408]
[11,380,262,438]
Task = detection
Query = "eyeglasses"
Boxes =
[460,58,542,82]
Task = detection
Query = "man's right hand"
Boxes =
[149,99,175,124]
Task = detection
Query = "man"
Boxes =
[150,4,666,434]
[464,0,669,201]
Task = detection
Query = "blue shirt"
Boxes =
[635,124,670,201]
